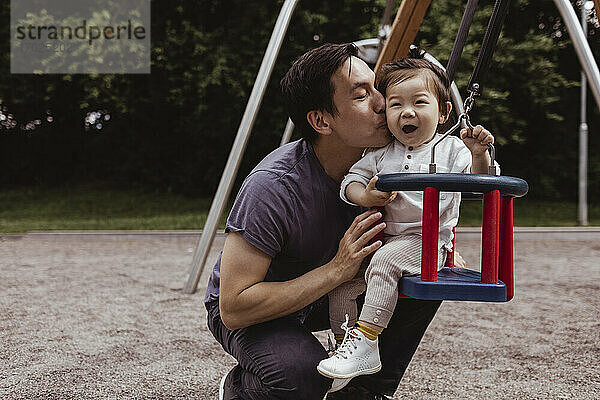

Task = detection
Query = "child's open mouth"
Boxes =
[402,125,418,134]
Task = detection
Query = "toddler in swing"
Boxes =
[317,49,496,384]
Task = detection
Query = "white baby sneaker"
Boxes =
[317,320,381,379]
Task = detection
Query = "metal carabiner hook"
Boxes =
[429,113,467,172]
[463,114,474,135]
[430,82,497,175]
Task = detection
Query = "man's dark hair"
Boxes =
[376,47,452,117]
[280,43,358,142]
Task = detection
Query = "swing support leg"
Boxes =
[421,187,439,282]
[499,196,515,300]
[481,190,500,284]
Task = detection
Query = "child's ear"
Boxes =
[307,110,332,136]
[439,101,453,124]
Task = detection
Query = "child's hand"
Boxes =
[460,125,494,156]
[361,176,398,207]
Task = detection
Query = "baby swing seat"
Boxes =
[377,173,528,302]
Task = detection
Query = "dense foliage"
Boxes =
[0,0,597,200]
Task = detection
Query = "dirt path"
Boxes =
[1,231,598,399]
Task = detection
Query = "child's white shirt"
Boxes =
[340,134,473,251]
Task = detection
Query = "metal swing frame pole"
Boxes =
[553,0,600,110]
[184,0,300,294]
[279,118,295,147]
[553,0,600,227]
[578,2,591,226]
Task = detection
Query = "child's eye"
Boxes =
[416,100,428,104]
[389,103,401,107]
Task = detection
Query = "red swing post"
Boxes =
[421,186,440,281]
[499,196,515,300]
[481,190,500,284]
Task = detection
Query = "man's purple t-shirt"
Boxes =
[204,139,358,304]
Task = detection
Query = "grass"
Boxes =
[458,198,600,227]
[0,185,598,233]
[0,185,226,233]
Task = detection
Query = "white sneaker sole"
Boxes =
[328,377,352,393]
[317,363,381,379]
[218,373,227,399]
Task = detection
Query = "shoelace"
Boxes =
[332,314,362,360]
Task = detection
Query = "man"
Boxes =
[205,43,442,399]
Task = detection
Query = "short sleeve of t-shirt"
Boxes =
[226,170,295,258]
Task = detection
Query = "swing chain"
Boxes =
[429,83,479,172]
[465,83,496,175]
[462,83,497,175]
[462,83,479,132]
[430,82,497,175]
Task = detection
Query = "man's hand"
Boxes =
[460,125,494,156]
[331,208,386,283]
[218,209,386,330]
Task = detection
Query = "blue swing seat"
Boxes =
[400,267,507,302]
[376,173,528,303]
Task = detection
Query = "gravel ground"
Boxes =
[1,231,599,399]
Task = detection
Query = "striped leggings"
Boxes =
[329,234,446,338]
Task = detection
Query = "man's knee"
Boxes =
[239,321,331,399]
[265,354,331,399]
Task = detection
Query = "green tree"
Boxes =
[0,0,597,202]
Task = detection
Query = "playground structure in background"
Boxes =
[184,0,600,295]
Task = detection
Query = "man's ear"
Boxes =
[306,110,333,136]
[439,101,453,124]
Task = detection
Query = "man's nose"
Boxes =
[373,90,385,114]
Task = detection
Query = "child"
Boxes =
[317,49,495,384]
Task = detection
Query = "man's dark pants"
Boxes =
[206,295,441,399]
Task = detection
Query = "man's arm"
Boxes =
[219,209,385,330]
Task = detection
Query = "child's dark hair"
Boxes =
[280,43,358,142]
[376,47,451,117]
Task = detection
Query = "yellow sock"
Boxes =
[356,321,382,341]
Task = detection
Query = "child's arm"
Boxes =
[346,176,397,208]
[460,125,494,174]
